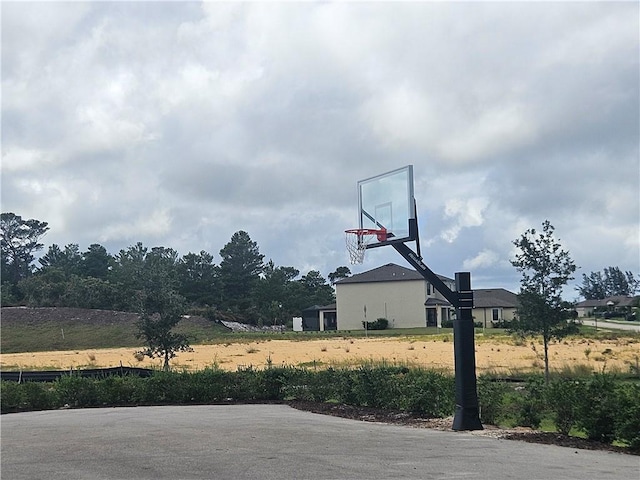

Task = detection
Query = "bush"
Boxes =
[613,383,640,450]
[362,318,389,330]
[183,368,229,403]
[546,378,583,435]
[1,380,24,413]
[477,377,510,425]
[23,382,59,411]
[95,376,139,406]
[56,375,98,408]
[575,373,617,443]
[515,376,545,429]
[396,369,455,416]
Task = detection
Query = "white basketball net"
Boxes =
[345,229,386,265]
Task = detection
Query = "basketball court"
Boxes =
[2,405,636,480]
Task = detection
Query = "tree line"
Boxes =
[1,213,351,326]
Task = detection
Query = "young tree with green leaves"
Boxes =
[134,246,191,371]
[135,289,191,371]
[511,220,577,383]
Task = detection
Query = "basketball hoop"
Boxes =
[345,228,387,264]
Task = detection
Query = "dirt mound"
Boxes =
[1,307,215,328]
[1,307,140,327]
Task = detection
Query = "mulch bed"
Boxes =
[288,401,638,456]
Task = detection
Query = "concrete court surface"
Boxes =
[1,405,638,480]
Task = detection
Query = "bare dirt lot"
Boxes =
[2,335,638,374]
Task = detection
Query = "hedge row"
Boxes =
[477,373,640,449]
[0,366,454,418]
[1,367,637,450]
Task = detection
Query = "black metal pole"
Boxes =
[452,273,483,431]
[392,243,482,431]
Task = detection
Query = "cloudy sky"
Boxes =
[2,2,638,298]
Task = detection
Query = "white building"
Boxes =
[335,263,455,329]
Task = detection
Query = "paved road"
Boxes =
[2,405,638,480]
[581,319,640,332]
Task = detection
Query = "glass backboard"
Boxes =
[358,165,416,248]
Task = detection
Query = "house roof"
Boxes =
[575,296,638,308]
[472,289,519,308]
[425,298,452,307]
[302,303,336,312]
[335,263,454,285]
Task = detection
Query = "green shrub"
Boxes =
[56,375,98,408]
[575,373,617,443]
[135,371,190,404]
[362,318,389,330]
[614,383,640,450]
[515,376,545,429]
[477,377,509,425]
[183,368,229,403]
[1,380,24,413]
[22,382,59,411]
[95,376,138,406]
[397,369,455,416]
[546,378,583,435]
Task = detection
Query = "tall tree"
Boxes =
[218,231,264,312]
[511,220,577,383]
[299,270,335,306]
[39,244,82,277]
[577,267,639,299]
[81,244,113,279]
[176,250,219,307]
[254,260,300,325]
[577,271,607,300]
[328,266,351,285]
[603,267,638,297]
[110,242,149,310]
[1,212,49,285]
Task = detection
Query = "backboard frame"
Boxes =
[357,165,417,249]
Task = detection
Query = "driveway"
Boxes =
[2,405,637,480]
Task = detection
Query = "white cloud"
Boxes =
[441,197,490,243]
[1,2,637,289]
[463,250,500,271]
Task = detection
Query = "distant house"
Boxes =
[472,288,519,328]
[335,263,455,329]
[575,296,638,318]
[300,304,337,331]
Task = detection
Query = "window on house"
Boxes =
[492,308,500,321]
[426,283,432,295]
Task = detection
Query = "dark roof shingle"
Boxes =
[472,289,519,308]
[335,263,454,284]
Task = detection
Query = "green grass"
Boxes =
[0,317,231,353]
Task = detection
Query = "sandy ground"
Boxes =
[1,336,638,374]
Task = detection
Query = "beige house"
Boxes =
[472,288,519,328]
[575,296,638,318]
[335,263,455,329]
